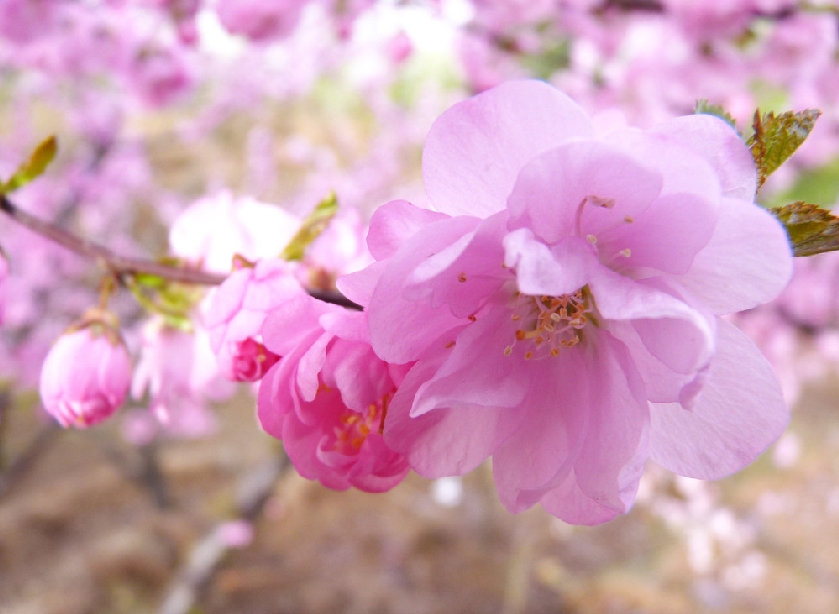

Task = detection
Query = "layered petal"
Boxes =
[423,79,593,217]
[677,197,793,314]
[649,318,789,480]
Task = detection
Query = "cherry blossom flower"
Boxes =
[205,258,305,382]
[342,79,793,524]
[257,294,409,492]
[39,310,132,428]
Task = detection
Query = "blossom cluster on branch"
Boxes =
[2,1,839,529]
[15,79,799,525]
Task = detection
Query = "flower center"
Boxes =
[504,288,596,360]
[333,392,391,454]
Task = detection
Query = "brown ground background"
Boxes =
[2,373,839,614]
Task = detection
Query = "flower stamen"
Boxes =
[505,289,596,359]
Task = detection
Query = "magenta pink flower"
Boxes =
[342,79,793,524]
[204,258,305,382]
[257,295,409,493]
[39,312,132,429]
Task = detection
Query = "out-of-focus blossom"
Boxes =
[0,250,7,325]
[216,0,306,42]
[205,258,305,382]
[346,79,792,524]
[169,191,301,273]
[258,294,410,492]
[128,44,193,107]
[129,317,233,441]
[39,310,132,428]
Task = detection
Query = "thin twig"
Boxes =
[0,193,362,309]
[157,451,289,614]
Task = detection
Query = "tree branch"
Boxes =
[0,193,361,310]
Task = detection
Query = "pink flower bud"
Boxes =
[39,313,132,429]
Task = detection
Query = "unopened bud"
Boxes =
[39,310,131,428]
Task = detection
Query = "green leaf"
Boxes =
[747,109,821,190]
[281,191,339,262]
[0,136,58,194]
[772,201,839,257]
[694,100,738,131]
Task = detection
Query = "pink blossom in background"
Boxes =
[128,43,193,107]
[39,316,132,429]
[129,317,233,442]
[169,191,301,273]
[258,295,410,493]
[344,79,793,524]
[205,258,305,382]
[0,251,7,325]
[216,0,306,42]
[304,207,373,290]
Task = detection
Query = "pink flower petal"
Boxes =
[649,318,789,479]
[677,198,793,314]
[384,358,525,477]
[651,114,757,201]
[367,199,449,260]
[423,79,593,217]
[507,141,664,246]
[368,216,482,364]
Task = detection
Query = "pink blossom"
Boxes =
[0,251,7,325]
[257,295,409,492]
[129,317,233,441]
[344,80,793,524]
[169,191,301,273]
[216,0,305,42]
[204,258,306,382]
[39,313,132,429]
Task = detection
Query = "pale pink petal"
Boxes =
[423,79,593,217]
[504,231,597,296]
[651,114,757,200]
[492,353,588,512]
[384,359,525,477]
[367,199,449,260]
[368,216,481,364]
[608,128,722,201]
[571,334,649,514]
[677,198,793,314]
[336,261,387,307]
[411,308,531,417]
[540,472,624,526]
[649,318,789,479]
[507,141,664,245]
[591,267,716,378]
[597,193,717,276]
[405,213,509,318]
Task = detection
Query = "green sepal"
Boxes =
[747,109,821,190]
[0,136,58,194]
[772,201,839,257]
[281,191,339,262]
[694,100,738,132]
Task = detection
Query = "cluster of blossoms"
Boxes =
[36,80,794,524]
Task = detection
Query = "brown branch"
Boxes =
[0,193,362,310]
